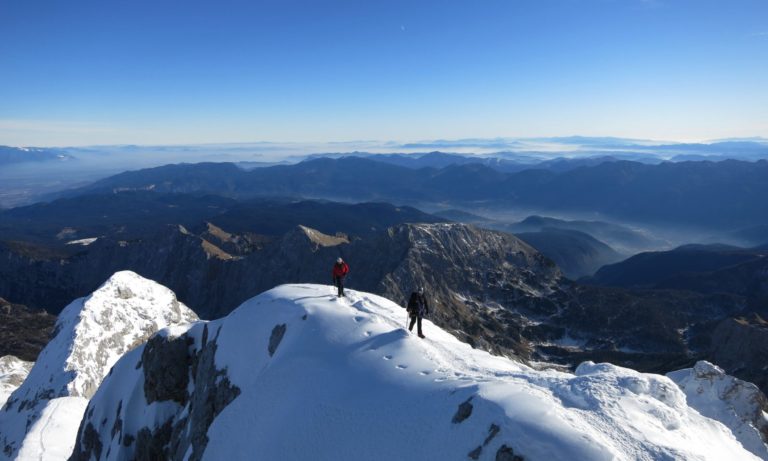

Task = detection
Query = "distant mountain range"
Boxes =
[588,244,768,291]
[58,157,768,230]
[3,138,767,209]
[434,212,630,278]
[507,215,667,254]
[0,192,444,246]
[305,151,648,173]
[0,146,75,165]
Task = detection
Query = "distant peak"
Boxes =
[294,225,349,247]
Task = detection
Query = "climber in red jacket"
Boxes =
[332,257,350,297]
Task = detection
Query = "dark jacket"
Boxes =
[407,292,429,317]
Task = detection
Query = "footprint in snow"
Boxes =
[364,331,372,337]
[419,371,431,376]
[396,364,408,370]
[383,355,393,360]
[354,316,364,322]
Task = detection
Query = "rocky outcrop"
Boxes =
[0,298,55,361]
[0,271,198,459]
[708,315,768,396]
[0,355,33,408]
[71,323,241,461]
[668,361,768,459]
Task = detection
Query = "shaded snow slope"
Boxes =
[668,361,768,459]
[0,356,32,409]
[0,271,198,460]
[73,283,758,461]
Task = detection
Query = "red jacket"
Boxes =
[332,262,349,278]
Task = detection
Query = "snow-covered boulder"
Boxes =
[0,356,32,409]
[0,271,198,460]
[71,284,759,460]
[668,361,768,459]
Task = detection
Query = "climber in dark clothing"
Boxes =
[332,257,349,297]
[407,287,429,338]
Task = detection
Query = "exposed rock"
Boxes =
[143,335,192,405]
[466,424,503,459]
[71,322,241,461]
[496,444,523,461]
[452,397,474,424]
[179,327,241,461]
[134,420,173,461]
[709,315,768,394]
[496,445,523,461]
[268,324,287,357]
[484,423,500,446]
[302,225,348,247]
[70,422,103,461]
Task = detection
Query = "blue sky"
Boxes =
[1,0,766,146]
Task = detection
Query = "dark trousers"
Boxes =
[334,276,345,296]
[408,315,423,335]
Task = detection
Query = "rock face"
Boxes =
[69,284,760,461]
[71,323,241,461]
[0,298,55,361]
[355,223,561,358]
[668,361,768,459]
[0,271,198,460]
[0,356,32,409]
[708,315,768,395]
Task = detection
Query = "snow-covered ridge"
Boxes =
[668,361,768,459]
[72,283,760,461]
[0,271,198,460]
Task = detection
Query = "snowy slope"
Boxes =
[668,361,768,459]
[0,356,32,409]
[0,271,198,460]
[73,283,759,461]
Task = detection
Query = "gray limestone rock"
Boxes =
[495,444,523,461]
[71,323,241,461]
[142,335,192,405]
[268,324,287,357]
[452,397,474,424]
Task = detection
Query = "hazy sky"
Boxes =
[1,0,767,146]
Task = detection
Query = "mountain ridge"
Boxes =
[55,157,768,229]
[68,282,764,461]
